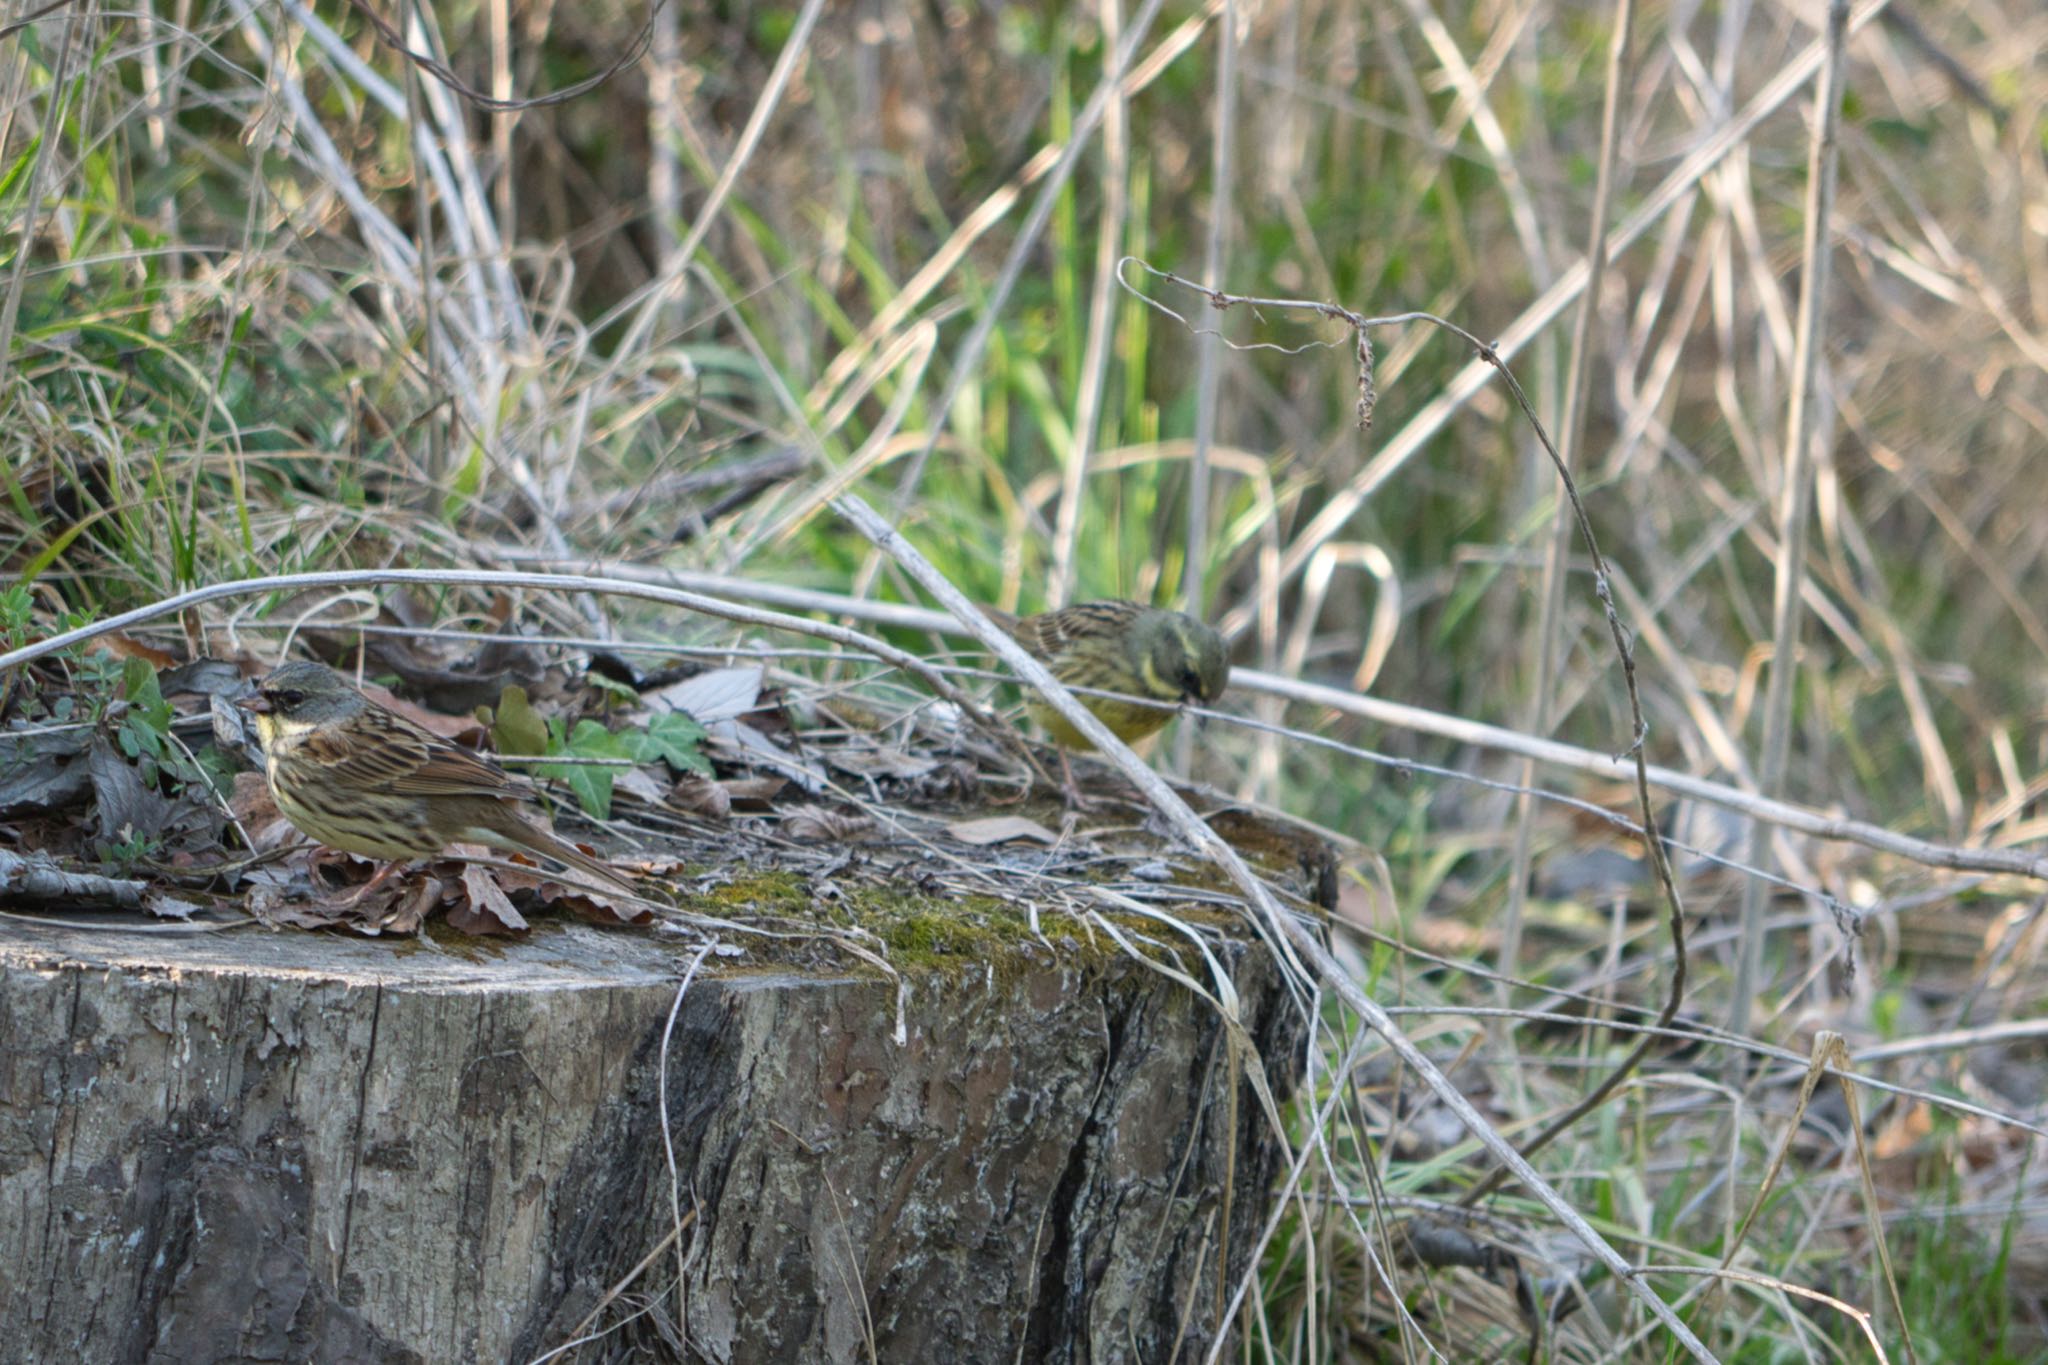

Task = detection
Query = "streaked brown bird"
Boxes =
[986,599,1230,797]
[236,660,631,895]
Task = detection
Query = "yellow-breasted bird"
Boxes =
[985,600,1230,792]
[236,660,631,896]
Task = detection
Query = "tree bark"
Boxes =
[0,849,1319,1363]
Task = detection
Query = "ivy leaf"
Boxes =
[117,658,172,776]
[625,711,713,776]
[584,672,641,708]
[542,718,631,820]
[491,685,551,762]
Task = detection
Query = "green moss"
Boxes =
[639,815,1329,989]
[668,866,1183,984]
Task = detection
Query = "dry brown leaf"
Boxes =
[947,815,1058,846]
[371,879,437,936]
[545,882,650,926]
[142,891,202,920]
[827,745,942,781]
[448,862,529,935]
[783,804,879,844]
[358,680,486,744]
[717,776,787,808]
[228,772,302,854]
[89,633,180,669]
[613,766,669,805]
[667,774,733,819]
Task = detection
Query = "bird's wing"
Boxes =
[1011,600,1142,661]
[297,708,535,801]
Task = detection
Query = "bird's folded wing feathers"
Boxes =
[300,716,535,800]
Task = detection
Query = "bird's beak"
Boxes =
[236,692,273,715]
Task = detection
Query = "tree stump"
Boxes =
[0,812,1327,1364]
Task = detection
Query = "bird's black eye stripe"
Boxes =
[278,689,304,707]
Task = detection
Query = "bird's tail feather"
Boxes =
[493,820,636,893]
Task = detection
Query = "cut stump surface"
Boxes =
[0,810,1327,1364]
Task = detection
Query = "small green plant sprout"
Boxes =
[489,684,712,821]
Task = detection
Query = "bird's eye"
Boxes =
[277,689,305,707]
[1179,669,1203,698]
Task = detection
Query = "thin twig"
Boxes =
[470,555,2048,884]
[0,851,147,908]
[1730,0,1853,1044]
[828,491,1717,1363]
[335,0,667,111]
[1047,0,1131,608]
[1200,0,1896,639]
[882,0,1177,512]
[659,941,715,1347]
[1472,0,1653,1203]
[1501,0,1638,996]
[0,569,1011,752]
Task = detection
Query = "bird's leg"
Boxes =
[1058,750,1094,811]
[328,857,411,907]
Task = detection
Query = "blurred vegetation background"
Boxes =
[3,0,2046,1357]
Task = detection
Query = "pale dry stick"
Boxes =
[882,0,1176,517]
[1605,202,1720,479]
[1280,544,1400,696]
[136,0,184,279]
[401,2,520,348]
[1714,1031,1920,1364]
[1870,613,1965,830]
[1182,0,1239,673]
[1387,0,1552,286]
[1047,0,1131,609]
[488,0,512,234]
[1501,0,1640,1004]
[804,0,1220,416]
[524,1227,683,1364]
[1508,524,1834,895]
[0,0,81,391]
[608,0,828,363]
[1852,405,2048,664]
[1731,0,1852,1046]
[0,851,146,908]
[394,3,597,554]
[1660,420,1880,671]
[1855,1016,2048,1064]
[1204,1010,1444,1365]
[743,321,940,557]
[479,556,2048,884]
[1613,173,1693,408]
[1208,0,1897,644]
[276,0,504,347]
[644,0,684,332]
[224,0,467,373]
[1605,1267,1890,1363]
[1252,541,1399,808]
[0,570,1004,747]
[1119,271,1699,1206]
[1372,1004,2048,1143]
[826,492,1717,1363]
[657,941,716,1351]
[402,53,448,484]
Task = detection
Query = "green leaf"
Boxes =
[116,658,174,778]
[585,673,640,707]
[441,444,487,520]
[626,711,713,775]
[490,685,551,761]
[543,718,631,820]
